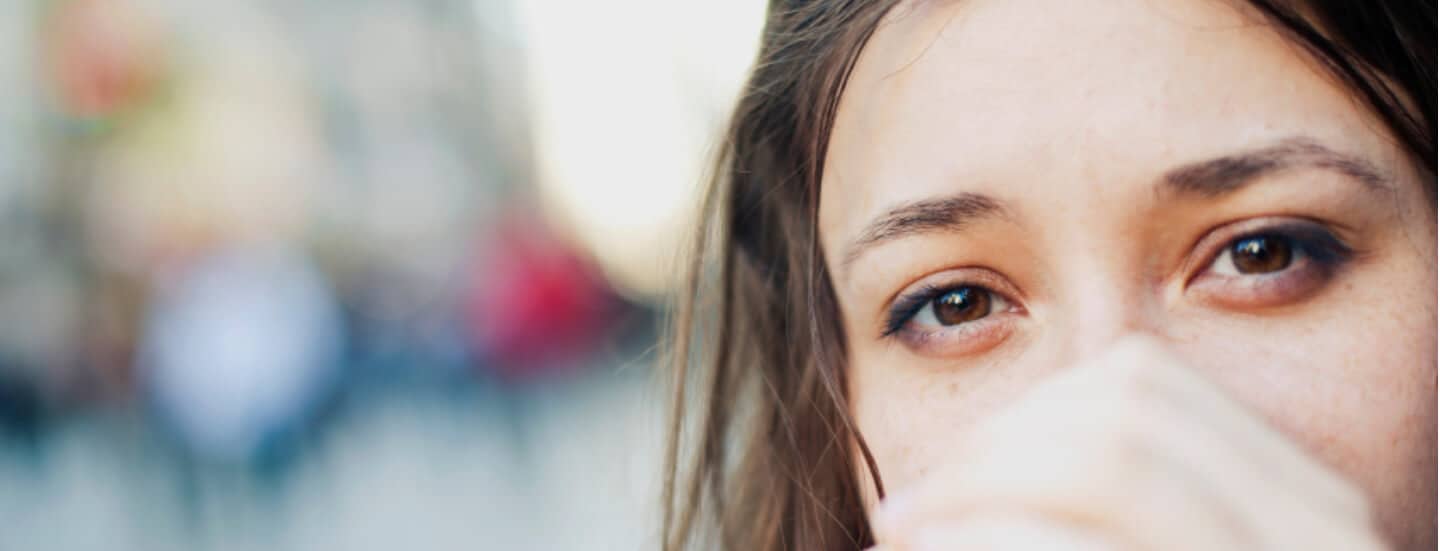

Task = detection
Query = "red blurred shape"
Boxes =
[465,216,619,380]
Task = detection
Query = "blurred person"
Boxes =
[663,1,1435,550]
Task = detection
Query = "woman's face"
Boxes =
[818,0,1436,545]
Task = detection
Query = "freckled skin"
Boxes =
[819,0,1436,548]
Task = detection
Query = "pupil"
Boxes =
[933,287,990,326]
[1230,235,1292,274]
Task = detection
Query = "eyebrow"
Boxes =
[837,137,1391,278]
[840,192,1006,271]
[1161,137,1391,197]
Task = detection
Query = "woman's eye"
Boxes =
[910,286,1006,328]
[881,270,1024,356]
[1224,234,1294,274]
[882,281,1018,355]
[1189,222,1355,309]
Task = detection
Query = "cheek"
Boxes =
[1171,283,1436,542]
[849,341,1044,504]
[1176,312,1433,466]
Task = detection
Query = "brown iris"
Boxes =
[933,287,991,325]
[1230,235,1293,274]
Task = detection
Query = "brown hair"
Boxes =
[662,1,1435,550]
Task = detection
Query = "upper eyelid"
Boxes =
[884,267,1024,309]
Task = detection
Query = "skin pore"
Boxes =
[817,0,1436,548]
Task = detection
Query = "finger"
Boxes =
[871,400,1251,551]
[1005,335,1376,546]
[870,336,1258,549]
[1102,336,1372,520]
[875,335,1380,549]
[1137,401,1387,550]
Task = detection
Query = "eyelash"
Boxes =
[880,220,1355,348]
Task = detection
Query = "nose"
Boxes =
[1045,263,1168,365]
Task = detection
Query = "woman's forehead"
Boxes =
[818,0,1393,254]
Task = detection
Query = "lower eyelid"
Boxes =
[1189,252,1335,307]
[895,310,1019,357]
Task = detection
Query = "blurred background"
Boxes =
[0,0,765,548]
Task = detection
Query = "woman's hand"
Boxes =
[868,336,1388,550]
